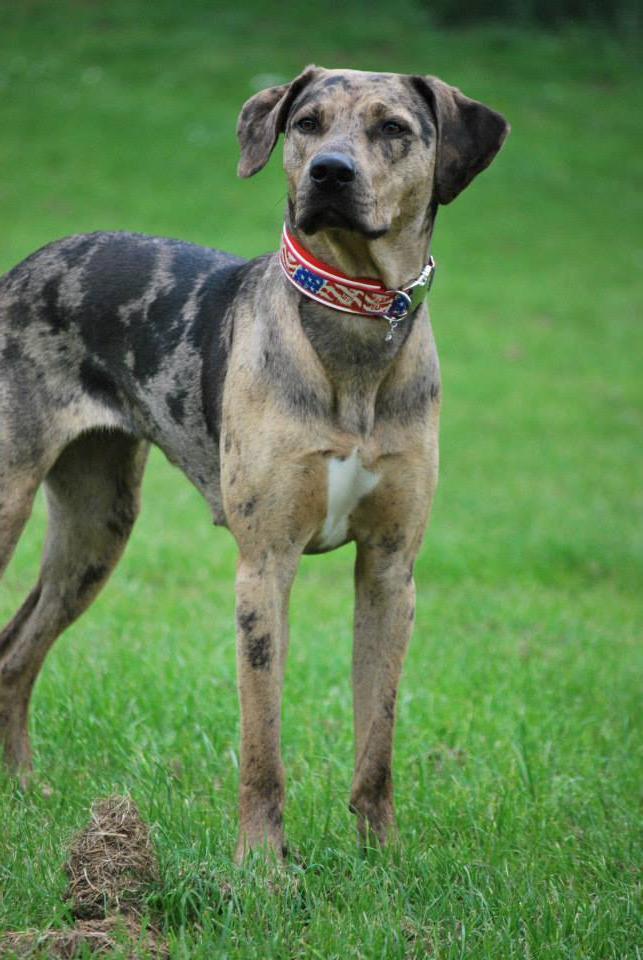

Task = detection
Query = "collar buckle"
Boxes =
[386,289,412,320]
[389,256,436,320]
[384,257,436,342]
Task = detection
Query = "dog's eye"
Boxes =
[381,120,406,137]
[296,116,318,133]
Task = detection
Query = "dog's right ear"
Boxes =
[237,66,320,178]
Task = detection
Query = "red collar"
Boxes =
[279,225,435,332]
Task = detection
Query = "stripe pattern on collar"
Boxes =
[279,226,422,320]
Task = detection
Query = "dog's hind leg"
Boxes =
[0,421,43,582]
[0,481,39,581]
[0,429,148,781]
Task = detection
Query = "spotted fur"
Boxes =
[0,66,508,861]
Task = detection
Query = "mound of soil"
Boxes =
[1,795,167,958]
[64,794,159,920]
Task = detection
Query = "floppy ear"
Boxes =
[237,66,320,178]
[411,76,509,205]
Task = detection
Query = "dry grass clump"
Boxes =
[0,795,166,958]
[64,794,159,920]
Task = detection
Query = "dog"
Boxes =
[0,66,508,859]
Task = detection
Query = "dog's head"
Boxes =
[237,66,509,242]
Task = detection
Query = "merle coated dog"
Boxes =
[0,66,508,859]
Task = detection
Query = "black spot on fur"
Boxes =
[106,496,138,539]
[370,762,391,796]
[166,387,187,424]
[379,531,405,555]
[320,74,352,92]
[105,517,128,539]
[416,110,435,147]
[237,608,259,636]
[288,74,355,124]
[79,358,120,409]
[200,259,252,440]
[237,604,272,669]
[58,234,103,267]
[78,564,108,594]
[244,770,282,800]
[287,89,318,121]
[2,338,22,363]
[41,275,68,333]
[81,236,156,319]
[349,763,391,812]
[423,196,439,236]
[375,365,440,424]
[7,299,31,329]
[242,495,258,517]
[246,632,272,670]
[132,253,215,381]
[300,298,395,377]
[405,80,437,146]
[367,125,414,164]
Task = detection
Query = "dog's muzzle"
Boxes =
[297,152,385,237]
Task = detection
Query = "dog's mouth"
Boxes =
[295,200,389,240]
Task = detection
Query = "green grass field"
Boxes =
[1,2,642,956]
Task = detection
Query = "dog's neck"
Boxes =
[284,209,434,291]
[281,211,436,437]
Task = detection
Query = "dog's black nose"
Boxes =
[309,152,356,189]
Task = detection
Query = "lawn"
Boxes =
[0,2,642,957]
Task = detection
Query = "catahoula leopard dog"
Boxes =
[0,66,508,859]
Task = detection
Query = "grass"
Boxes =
[1,1,642,956]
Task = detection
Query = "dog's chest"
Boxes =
[319,447,379,549]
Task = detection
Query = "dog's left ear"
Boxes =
[237,66,320,178]
[411,76,510,205]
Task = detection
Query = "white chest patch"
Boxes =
[320,447,379,549]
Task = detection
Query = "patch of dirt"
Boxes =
[1,795,167,958]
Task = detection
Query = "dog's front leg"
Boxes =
[234,549,297,862]
[350,542,416,845]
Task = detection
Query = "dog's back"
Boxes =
[0,231,249,508]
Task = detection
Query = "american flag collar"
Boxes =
[279,225,435,338]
